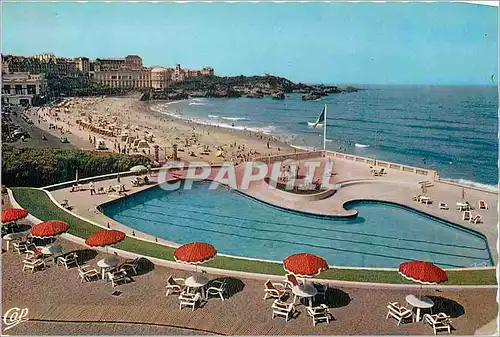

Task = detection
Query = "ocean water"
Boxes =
[151,85,498,188]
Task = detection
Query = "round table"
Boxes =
[97,257,119,280]
[292,284,318,308]
[405,294,434,322]
[185,274,209,298]
[41,245,63,264]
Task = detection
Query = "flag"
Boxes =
[313,106,326,128]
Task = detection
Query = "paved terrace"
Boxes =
[2,237,497,335]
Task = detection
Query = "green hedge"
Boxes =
[2,146,150,188]
[11,187,497,285]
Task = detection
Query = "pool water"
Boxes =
[101,181,492,268]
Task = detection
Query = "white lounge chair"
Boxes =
[439,202,449,210]
[166,276,185,296]
[479,200,488,210]
[22,258,45,273]
[306,304,332,326]
[271,300,295,322]
[462,211,471,221]
[207,279,226,301]
[313,283,327,301]
[78,265,100,283]
[470,214,482,224]
[373,168,386,176]
[423,313,452,335]
[263,280,287,300]
[57,252,78,269]
[108,269,128,287]
[386,302,413,326]
[284,273,301,289]
[25,244,43,259]
[120,257,140,275]
[179,291,202,311]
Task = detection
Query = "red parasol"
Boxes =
[174,242,217,272]
[85,229,126,247]
[399,261,448,285]
[31,220,69,238]
[283,253,329,278]
[2,208,28,223]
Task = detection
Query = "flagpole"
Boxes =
[323,104,327,151]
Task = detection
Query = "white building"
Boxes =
[1,72,47,106]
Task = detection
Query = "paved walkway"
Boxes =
[2,238,497,335]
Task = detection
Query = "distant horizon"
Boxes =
[2,2,498,85]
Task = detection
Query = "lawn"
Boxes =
[11,187,497,285]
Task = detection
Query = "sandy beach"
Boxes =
[29,93,294,163]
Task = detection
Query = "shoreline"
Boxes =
[143,99,294,150]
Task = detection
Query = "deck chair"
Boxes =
[25,244,43,259]
[13,241,28,255]
[284,273,300,289]
[413,195,422,202]
[470,214,482,224]
[60,199,70,209]
[108,269,128,287]
[207,279,226,301]
[179,291,202,311]
[264,280,287,300]
[119,257,140,275]
[306,304,332,326]
[166,276,185,296]
[423,313,452,335]
[439,202,448,210]
[22,258,45,273]
[462,211,471,221]
[386,302,413,326]
[271,300,295,322]
[78,265,99,283]
[479,200,488,210]
[57,252,78,269]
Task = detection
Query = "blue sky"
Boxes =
[2,2,498,85]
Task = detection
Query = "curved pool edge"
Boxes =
[342,199,494,267]
[9,187,497,289]
[98,178,493,265]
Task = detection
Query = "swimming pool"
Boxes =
[101,181,492,268]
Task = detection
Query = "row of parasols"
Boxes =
[2,208,449,285]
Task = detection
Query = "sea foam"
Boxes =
[440,178,498,192]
